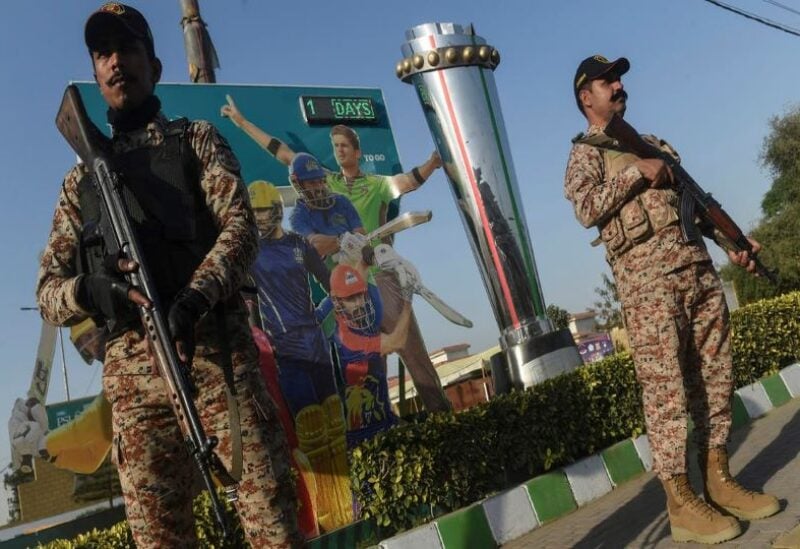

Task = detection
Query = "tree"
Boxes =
[760,108,800,217]
[719,201,800,303]
[546,304,570,330]
[719,106,800,303]
[593,272,623,330]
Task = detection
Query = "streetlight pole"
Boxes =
[179,0,219,83]
[57,328,71,402]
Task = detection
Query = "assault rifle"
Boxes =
[604,115,778,284]
[55,85,235,537]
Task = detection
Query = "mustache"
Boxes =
[107,71,136,86]
[611,90,628,103]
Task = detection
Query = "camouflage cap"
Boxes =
[574,55,629,110]
[85,3,155,58]
[574,55,630,91]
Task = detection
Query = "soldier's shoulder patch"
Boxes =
[210,127,241,174]
[188,120,241,174]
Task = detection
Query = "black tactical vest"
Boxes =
[77,118,219,316]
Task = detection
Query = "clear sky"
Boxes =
[1,0,798,525]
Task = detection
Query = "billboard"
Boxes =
[577,334,615,364]
[65,82,461,535]
[46,396,95,430]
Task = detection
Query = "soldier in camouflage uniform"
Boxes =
[564,55,779,544]
[36,4,299,547]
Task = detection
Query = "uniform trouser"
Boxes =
[103,340,299,548]
[622,262,734,480]
[374,270,451,412]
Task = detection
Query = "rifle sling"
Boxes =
[214,303,243,484]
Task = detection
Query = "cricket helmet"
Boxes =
[248,180,283,238]
[289,152,334,209]
[330,264,375,331]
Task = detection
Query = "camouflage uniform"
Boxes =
[564,125,734,480]
[37,113,299,547]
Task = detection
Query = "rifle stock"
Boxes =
[55,85,235,537]
[55,87,109,168]
[604,115,778,285]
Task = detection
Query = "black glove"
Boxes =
[168,288,211,365]
[77,269,134,322]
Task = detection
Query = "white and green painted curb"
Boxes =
[375,362,800,549]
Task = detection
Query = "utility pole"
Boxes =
[178,0,219,83]
[57,328,71,401]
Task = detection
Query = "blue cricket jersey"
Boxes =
[289,194,363,238]
[252,232,331,364]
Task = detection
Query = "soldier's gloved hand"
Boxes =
[78,270,132,320]
[77,258,151,320]
[168,288,211,365]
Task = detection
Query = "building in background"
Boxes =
[568,310,598,341]
[390,345,500,412]
[429,344,471,366]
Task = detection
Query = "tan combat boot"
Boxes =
[662,474,742,544]
[703,447,780,520]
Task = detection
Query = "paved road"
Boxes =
[504,398,800,548]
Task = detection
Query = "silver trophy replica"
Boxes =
[396,23,582,391]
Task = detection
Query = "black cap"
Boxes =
[573,55,629,106]
[85,3,155,58]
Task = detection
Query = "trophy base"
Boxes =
[492,328,582,393]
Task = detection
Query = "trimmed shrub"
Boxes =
[730,292,800,386]
[39,491,244,548]
[38,522,133,548]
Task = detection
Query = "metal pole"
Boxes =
[398,358,406,416]
[178,0,219,83]
[57,328,71,401]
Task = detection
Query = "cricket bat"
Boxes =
[416,285,474,328]
[334,211,433,264]
[366,210,432,241]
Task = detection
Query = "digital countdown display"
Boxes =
[300,95,379,125]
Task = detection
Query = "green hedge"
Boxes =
[351,291,800,532]
[39,522,134,549]
[730,291,800,386]
[350,353,644,532]
[39,293,800,545]
[39,492,244,549]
